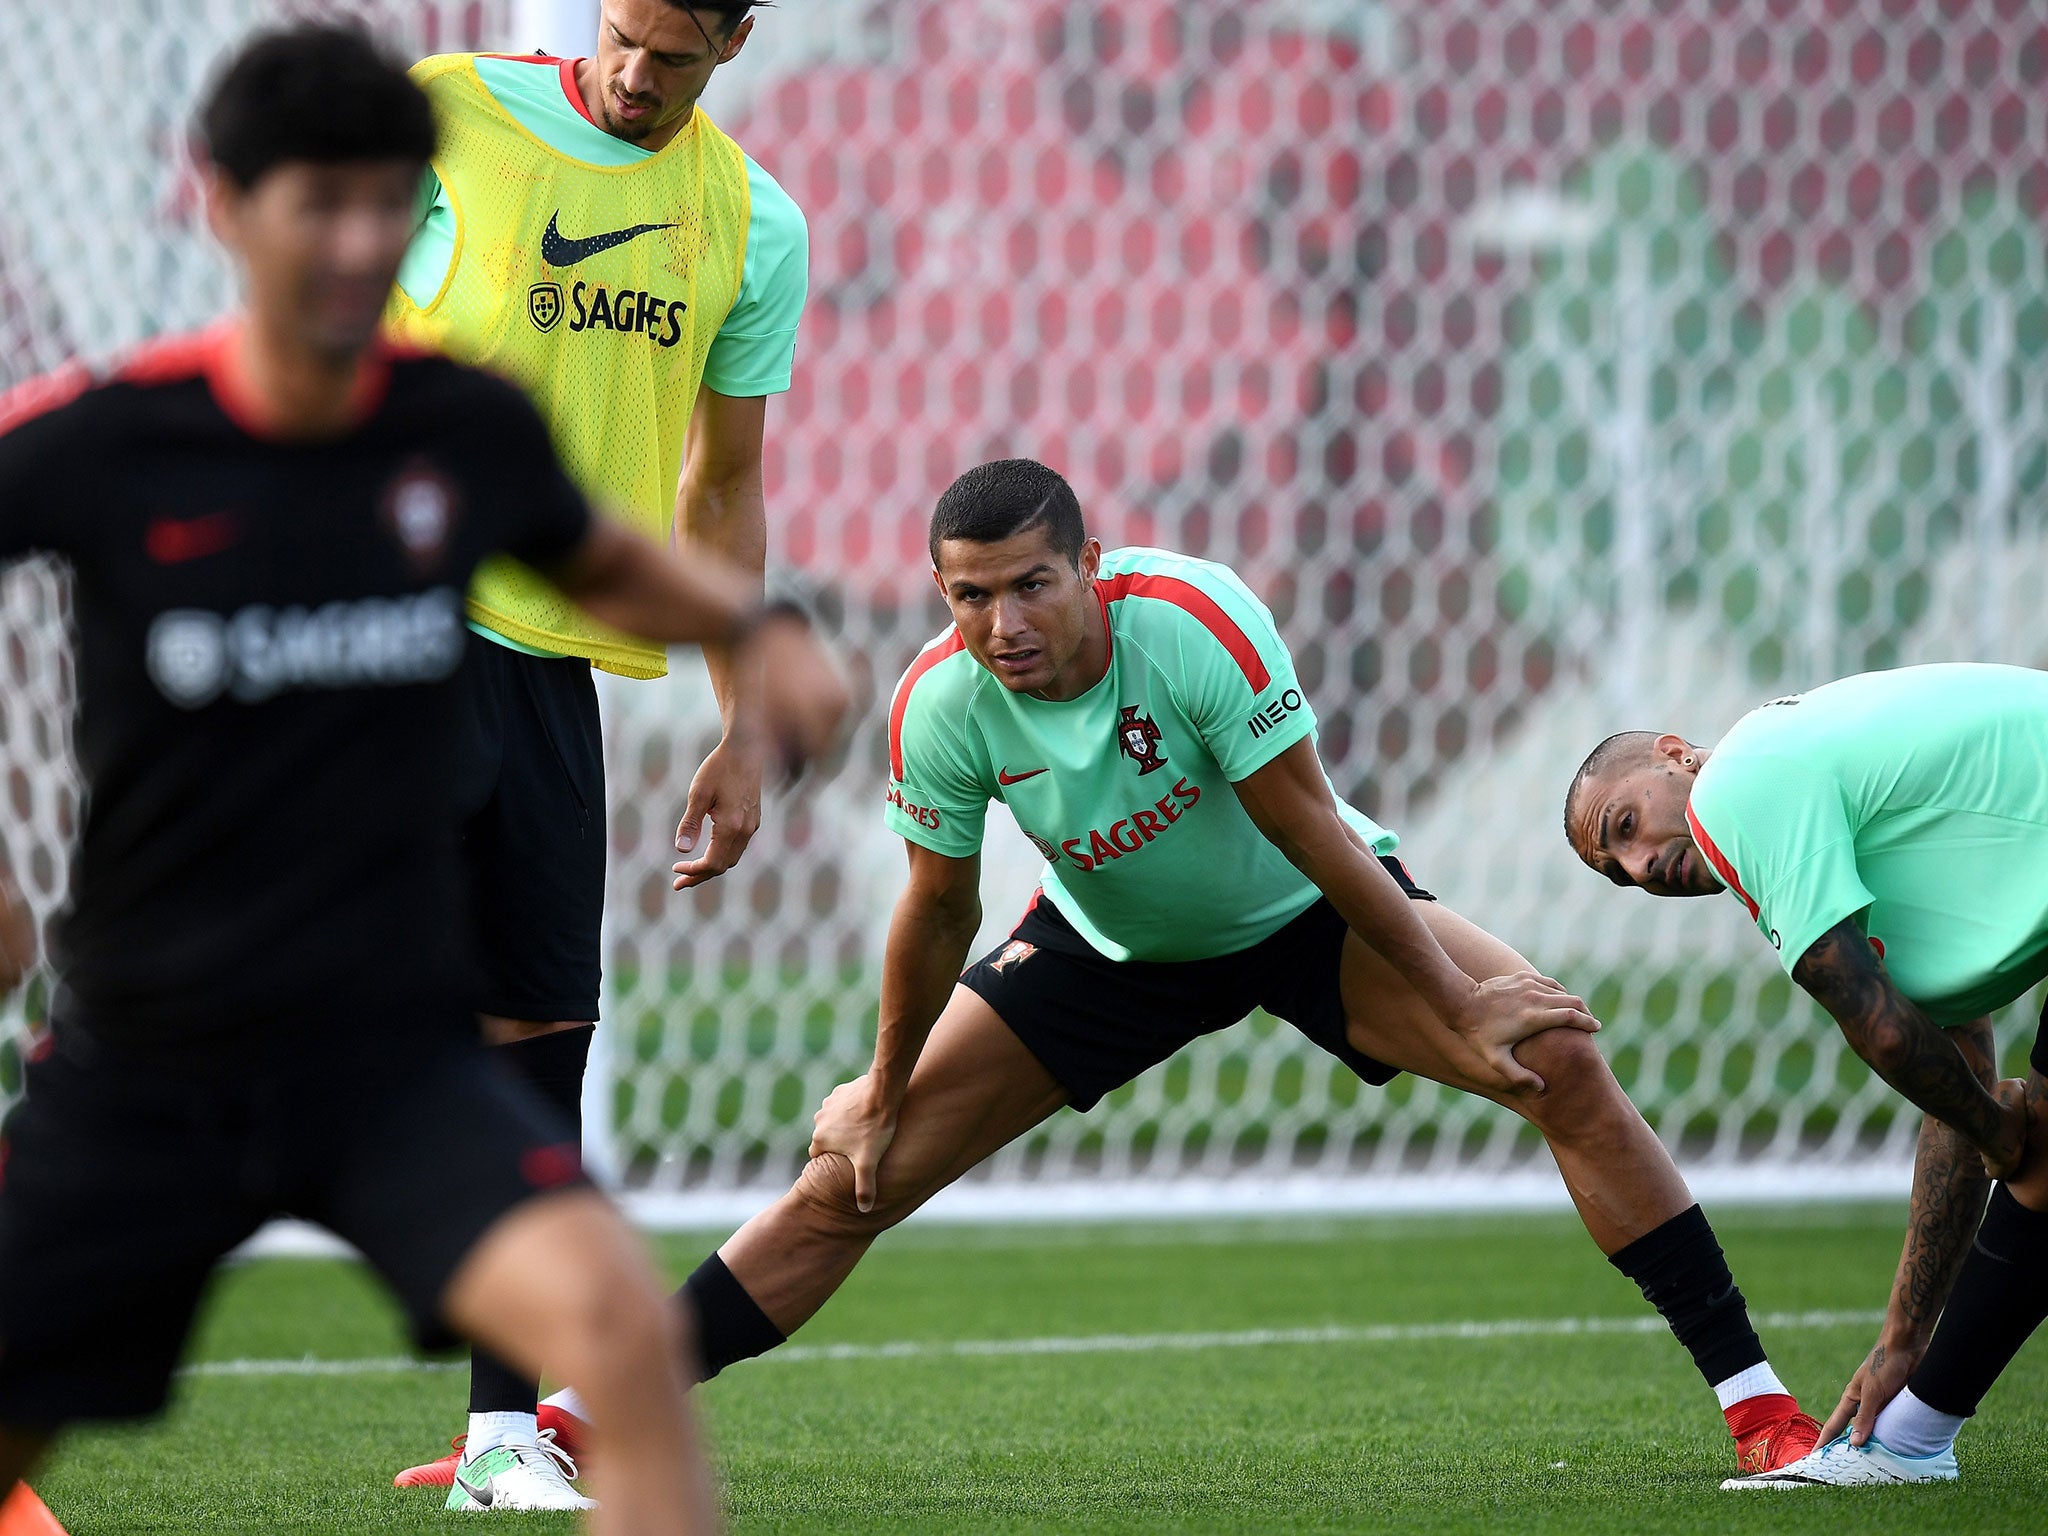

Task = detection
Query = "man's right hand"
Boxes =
[0,871,34,995]
[742,613,850,783]
[1448,972,1599,1095]
[809,1072,899,1214]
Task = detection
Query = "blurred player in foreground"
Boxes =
[571,458,1821,1476]
[0,26,843,1530]
[1565,663,2047,1488]
[381,4,808,1492]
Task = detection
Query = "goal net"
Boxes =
[4,0,2045,1222]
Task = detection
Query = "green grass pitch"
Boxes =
[32,1203,2048,1533]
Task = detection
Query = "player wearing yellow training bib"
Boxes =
[383,2,809,1505]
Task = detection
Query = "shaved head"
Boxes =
[1562,729,1720,896]
[1563,731,1658,846]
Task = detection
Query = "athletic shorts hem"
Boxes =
[961,856,1429,1112]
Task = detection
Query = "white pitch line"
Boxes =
[181,1307,1882,1379]
[184,1357,465,1379]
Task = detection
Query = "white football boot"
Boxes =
[445,1430,595,1512]
[1720,1431,1958,1490]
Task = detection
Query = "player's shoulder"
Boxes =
[407,51,488,89]
[739,150,808,239]
[1099,545,1270,619]
[2,327,223,442]
[891,627,982,721]
[1098,545,1284,676]
[889,627,989,753]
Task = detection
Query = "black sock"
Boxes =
[680,1252,786,1381]
[469,1025,595,1416]
[1908,1184,2048,1418]
[1608,1204,1767,1390]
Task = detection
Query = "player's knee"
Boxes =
[1514,1027,1625,1129]
[790,1151,900,1234]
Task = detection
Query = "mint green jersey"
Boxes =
[1687,663,2048,1024]
[885,547,1396,962]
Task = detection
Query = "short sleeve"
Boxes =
[884,648,989,858]
[1146,565,1315,780]
[0,365,94,560]
[394,167,454,308]
[1688,752,1876,974]
[700,157,808,398]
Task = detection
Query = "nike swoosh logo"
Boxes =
[540,210,678,267]
[146,511,239,565]
[455,1474,495,1508]
[998,767,1048,785]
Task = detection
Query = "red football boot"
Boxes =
[538,1403,591,1462]
[1726,1394,1823,1473]
[392,1434,464,1489]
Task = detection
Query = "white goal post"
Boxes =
[4,2,2046,1227]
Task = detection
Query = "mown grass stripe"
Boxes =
[181,1307,1883,1378]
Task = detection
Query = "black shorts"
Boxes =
[0,1015,587,1426]
[960,856,1433,1111]
[2032,992,2048,1078]
[453,634,605,1022]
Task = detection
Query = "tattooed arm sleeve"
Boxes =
[1879,1018,1996,1348]
[1792,920,2013,1156]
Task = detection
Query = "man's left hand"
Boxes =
[673,735,764,889]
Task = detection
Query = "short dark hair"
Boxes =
[662,1,762,34]
[198,24,436,190]
[1563,730,1656,846]
[929,459,1087,568]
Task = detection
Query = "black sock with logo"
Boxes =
[1608,1204,1767,1387]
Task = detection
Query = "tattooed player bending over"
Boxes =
[1567,664,2048,1488]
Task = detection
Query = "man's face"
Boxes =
[933,526,1102,698]
[1568,737,1721,897]
[590,0,751,143]
[207,160,419,360]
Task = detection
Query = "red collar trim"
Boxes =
[203,321,394,442]
[559,57,598,126]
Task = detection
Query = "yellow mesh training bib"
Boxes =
[387,54,751,678]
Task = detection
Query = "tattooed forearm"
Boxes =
[1794,922,2011,1155]
[1892,1110,1991,1338]
[1883,1018,1995,1342]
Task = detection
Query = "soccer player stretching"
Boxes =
[0,27,842,1529]
[381,3,808,1495]
[1565,664,2047,1488]
[623,459,1820,1475]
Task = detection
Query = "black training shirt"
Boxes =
[0,325,593,1041]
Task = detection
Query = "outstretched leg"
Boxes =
[698,985,1067,1368]
[1336,901,1814,1468]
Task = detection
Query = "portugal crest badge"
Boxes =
[528,281,564,333]
[1117,704,1167,775]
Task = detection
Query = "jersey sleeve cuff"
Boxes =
[1777,898,1876,979]
[1220,706,1317,782]
[884,806,982,860]
[700,368,794,398]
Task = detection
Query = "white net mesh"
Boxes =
[4,1,2045,1210]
